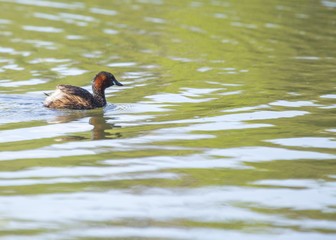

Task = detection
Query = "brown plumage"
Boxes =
[44,71,123,110]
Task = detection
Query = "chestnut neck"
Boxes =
[92,84,107,107]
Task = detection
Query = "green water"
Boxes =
[0,0,335,239]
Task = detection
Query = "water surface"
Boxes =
[0,0,336,239]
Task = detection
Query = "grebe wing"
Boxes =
[57,85,92,98]
[44,85,95,109]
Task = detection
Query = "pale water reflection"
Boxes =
[0,0,336,239]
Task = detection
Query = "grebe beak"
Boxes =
[113,78,123,86]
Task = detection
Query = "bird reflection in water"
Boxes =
[50,108,122,141]
[89,114,122,140]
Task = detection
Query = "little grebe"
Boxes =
[44,71,123,110]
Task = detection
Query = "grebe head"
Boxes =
[93,71,123,91]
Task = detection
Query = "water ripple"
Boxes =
[22,25,63,33]
[266,137,336,149]
[3,0,84,9]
